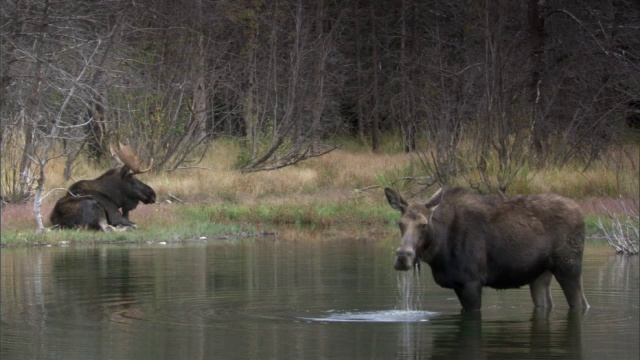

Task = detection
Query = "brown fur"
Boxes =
[385,187,589,312]
[50,166,156,231]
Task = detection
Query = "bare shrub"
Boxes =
[597,199,639,255]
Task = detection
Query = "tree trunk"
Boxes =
[19,0,50,200]
[243,27,258,156]
[354,2,365,145]
[400,0,416,153]
[192,0,208,140]
[309,0,326,153]
[528,0,546,162]
[369,0,380,153]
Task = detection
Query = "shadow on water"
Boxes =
[397,308,587,359]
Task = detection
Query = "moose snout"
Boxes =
[394,248,415,271]
[142,190,157,204]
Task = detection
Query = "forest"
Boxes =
[1,0,639,207]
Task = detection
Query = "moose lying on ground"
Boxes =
[385,187,589,312]
[50,142,156,232]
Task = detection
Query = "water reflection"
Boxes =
[398,309,586,360]
[1,242,638,359]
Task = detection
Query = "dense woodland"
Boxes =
[1,0,639,203]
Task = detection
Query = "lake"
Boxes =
[1,238,638,359]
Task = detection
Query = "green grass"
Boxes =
[0,199,623,247]
[184,202,397,227]
[0,200,399,246]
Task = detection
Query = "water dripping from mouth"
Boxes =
[396,270,422,311]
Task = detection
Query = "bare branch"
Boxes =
[597,198,639,255]
[241,145,338,173]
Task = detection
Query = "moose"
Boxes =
[385,187,589,312]
[50,142,156,232]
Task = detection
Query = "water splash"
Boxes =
[300,269,436,323]
[301,309,432,323]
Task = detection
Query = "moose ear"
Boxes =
[385,187,408,213]
[424,188,444,209]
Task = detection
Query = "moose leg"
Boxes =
[88,203,118,232]
[530,271,554,308]
[97,219,117,232]
[107,210,137,228]
[102,203,138,228]
[554,272,589,309]
[82,200,115,231]
[454,282,483,311]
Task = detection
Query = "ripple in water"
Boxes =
[301,271,437,323]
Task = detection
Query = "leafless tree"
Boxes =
[0,0,113,232]
[2,0,638,210]
[236,0,345,172]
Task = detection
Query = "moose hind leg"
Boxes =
[530,271,553,308]
[554,271,589,309]
[83,201,115,231]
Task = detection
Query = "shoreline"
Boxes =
[1,197,633,248]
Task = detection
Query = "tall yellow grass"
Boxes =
[5,138,639,208]
[1,138,637,242]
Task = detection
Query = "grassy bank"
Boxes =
[0,201,400,246]
[1,138,638,247]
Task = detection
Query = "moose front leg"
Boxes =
[103,203,138,229]
[454,282,483,312]
[109,211,138,229]
[121,199,140,219]
[530,271,554,308]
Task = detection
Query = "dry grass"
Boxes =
[145,148,410,206]
[1,202,35,231]
[1,138,638,244]
[452,143,639,199]
[7,139,638,209]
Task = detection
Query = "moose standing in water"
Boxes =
[50,142,156,232]
[385,187,589,312]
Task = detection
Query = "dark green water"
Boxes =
[1,239,638,359]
